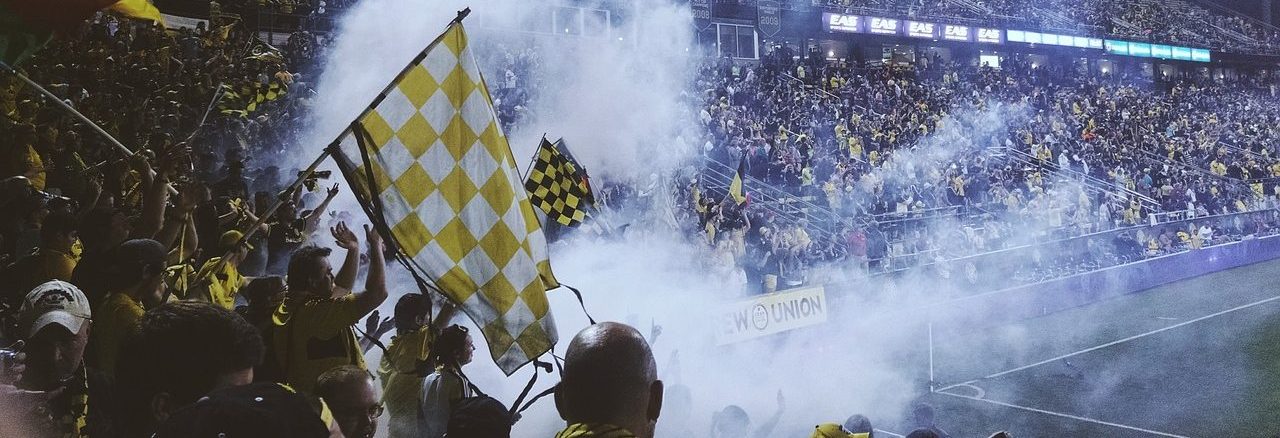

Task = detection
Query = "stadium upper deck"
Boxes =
[696,0,1280,57]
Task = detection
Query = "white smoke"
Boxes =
[285,0,1123,437]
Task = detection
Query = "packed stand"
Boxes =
[0,11,414,438]
[675,49,1280,291]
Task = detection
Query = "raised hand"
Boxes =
[331,221,359,250]
[326,183,340,198]
[364,223,384,253]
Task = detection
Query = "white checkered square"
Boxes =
[457,246,499,291]
[376,90,418,132]
[422,90,455,134]
[460,139,500,190]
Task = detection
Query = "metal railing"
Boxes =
[997,145,1161,213]
[829,207,1280,291]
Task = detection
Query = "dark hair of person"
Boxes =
[431,324,469,366]
[286,245,331,294]
[116,301,265,435]
[315,365,373,403]
[40,210,78,243]
[393,293,428,333]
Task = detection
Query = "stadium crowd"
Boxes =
[0,11,979,438]
[671,46,1280,290]
[3,2,1280,437]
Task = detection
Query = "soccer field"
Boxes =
[915,256,1280,437]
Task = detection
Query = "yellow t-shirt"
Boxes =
[2,145,44,190]
[378,326,433,438]
[93,293,146,376]
[273,294,368,393]
[9,248,77,296]
[196,257,244,310]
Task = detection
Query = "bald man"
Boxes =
[554,322,663,438]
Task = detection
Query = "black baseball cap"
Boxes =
[154,382,332,438]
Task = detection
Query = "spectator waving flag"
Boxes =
[525,137,596,227]
[729,158,748,205]
[218,79,289,117]
[0,0,160,65]
[330,19,560,375]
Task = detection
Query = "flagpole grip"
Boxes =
[0,60,178,195]
[454,8,471,24]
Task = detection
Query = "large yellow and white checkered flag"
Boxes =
[330,21,559,375]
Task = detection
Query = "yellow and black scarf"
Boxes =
[555,423,637,438]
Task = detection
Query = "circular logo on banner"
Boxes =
[752,304,769,330]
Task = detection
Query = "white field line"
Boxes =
[980,294,1280,381]
[935,389,1190,438]
[873,429,905,438]
[934,293,1280,390]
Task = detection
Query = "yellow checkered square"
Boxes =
[396,113,438,158]
[392,162,435,206]
[442,114,478,160]
[479,172,514,215]
[397,66,439,108]
[480,272,517,314]
[360,111,396,149]
[439,167,479,213]
[436,217,477,263]
[390,214,433,256]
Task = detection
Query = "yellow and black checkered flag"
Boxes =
[330,21,560,375]
[218,79,288,117]
[525,138,595,227]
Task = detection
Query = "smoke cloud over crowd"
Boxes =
[278,0,1241,436]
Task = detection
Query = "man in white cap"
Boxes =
[6,280,113,437]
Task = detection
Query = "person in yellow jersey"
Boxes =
[1,124,46,190]
[811,423,855,438]
[273,221,387,394]
[191,230,258,310]
[555,322,662,438]
[91,238,169,377]
[6,210,80,297]
[378,293,457,438]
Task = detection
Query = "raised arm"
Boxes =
[352,224,388,316]
[301,183,338,235]
[330,221,361,293]
[752,390,785,438]
[132,155,167,239]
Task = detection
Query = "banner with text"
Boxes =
[717,286,828,345]
[757,0,781,37]
[161,13,208,30]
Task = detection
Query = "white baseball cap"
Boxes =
[20,280,92,338]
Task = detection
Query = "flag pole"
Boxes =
[187,83,226,142]
[521,133,547,182]
[1,60,177,194]
[0,60,134,159]
[182,8,474,299]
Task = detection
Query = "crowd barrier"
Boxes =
[927,233,1280,329]
[821,209,1280,330]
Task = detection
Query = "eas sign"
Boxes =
[976,28,1002,44]
[823,13,860,33]
[942,24,971,41]
[868,17,899,34]
[906,21,936,38]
